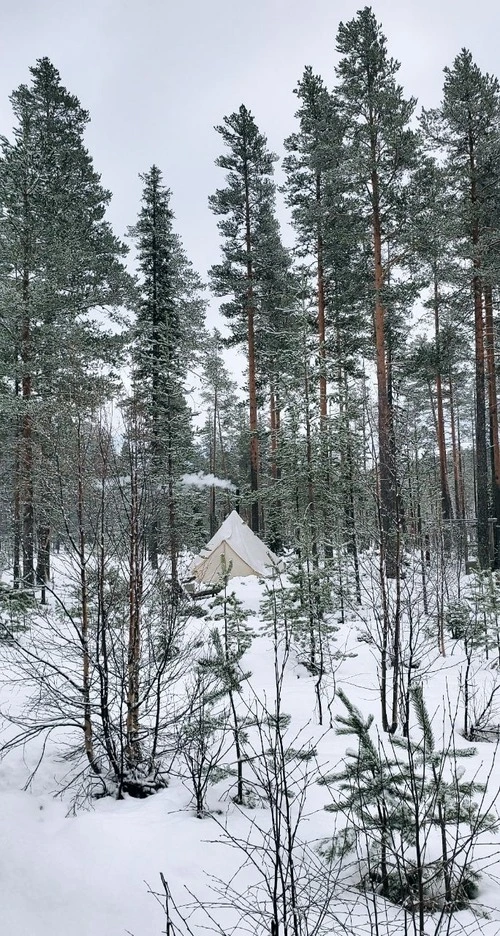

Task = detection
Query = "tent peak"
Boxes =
[190,511,283,584]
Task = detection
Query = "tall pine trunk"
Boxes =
[372,170,399,578]
[317,179,333,558]
[127,427,143,771]
[21,270,34,588]
[317,177,328,426]
[13,380,21,589]
[449,376,465,521]
[76,418,100,776]
[243,152,260,533]
[473,269,489,566]
[469,120,490,568]
[168,447,177,583]
[35,525,50,604]
[433,275,453,522]
[342,372,361,603]
[209,386,218,538]
[148,188,160,570]
[484,281,500,568]
[96,431,120,783]
[267,382,283,553]
[303,349,317,563]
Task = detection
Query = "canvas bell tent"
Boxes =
[190,510,282,584]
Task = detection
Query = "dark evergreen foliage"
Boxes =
[129,165,205,573]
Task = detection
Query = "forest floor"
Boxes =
[2,564,500,936]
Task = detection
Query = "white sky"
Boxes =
[1,0,499,326]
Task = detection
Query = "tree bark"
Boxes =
[77,418,100,776]
[342,375,362,603]
[21,256,34,587]
[267,384,283,553]
[317,173,333,558]
[127,425,143,770]
[168,446,177,583]
[317,174,328,426]
[13,381,21,589]
[469,116,490,568]
[270,385,278,482]
[484,281,500,567]
[96,438,120,782]
[372,183,398,577]
[148,179,160,570]
[209,384,218,538]
[449,376,465,521]
[243,143,260,533]
[304,349,317,557]
[433,275,453,522]
[35,524,50,604]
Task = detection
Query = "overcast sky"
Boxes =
[1,0,499,323]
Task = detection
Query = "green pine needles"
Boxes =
[319,686,498,921]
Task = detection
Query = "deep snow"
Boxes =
[1,569,500,936]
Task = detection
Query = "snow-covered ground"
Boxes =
[1,567,500,936]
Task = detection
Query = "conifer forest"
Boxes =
[5,7,500,936]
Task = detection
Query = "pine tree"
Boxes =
[334,9,421,577]
[394,685,489,914]
[0,58,130,587]
[284,70,369,560]
[319,689,411,897]
[129,165,205,577]
[480,145,500,565]
[283,68,339,427]
[209,105,278,533]
[203,565,253,804]
[321,689,492,917]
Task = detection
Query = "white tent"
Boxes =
[190,510,282,584]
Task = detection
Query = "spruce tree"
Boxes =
[129,165,205,577]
